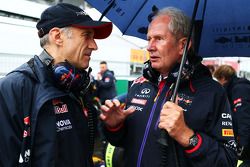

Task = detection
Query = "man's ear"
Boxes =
[178,37,192,55]
[49,27,63,46]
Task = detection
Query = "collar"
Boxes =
[38,50,54,66]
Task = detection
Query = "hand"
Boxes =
[100,99,135,129]
[97,73,102,80]
[158,101,194,147]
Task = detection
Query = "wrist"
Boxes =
[106,123,124,132]
[178,128,195,148]
[185,133,202,153]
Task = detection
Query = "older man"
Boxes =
[100,7,237,167]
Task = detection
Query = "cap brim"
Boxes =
[72,21,112,39]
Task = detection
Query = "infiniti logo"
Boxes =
[141,88,150,94]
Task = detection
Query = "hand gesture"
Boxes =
[100,99,135,129]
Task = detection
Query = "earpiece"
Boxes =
[143,56,199,84]
[143,60,160,83]
[52,61,92,93]
[38,53,91,93]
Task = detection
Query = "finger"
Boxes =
[124,106,136,116]
[162,101,183,112]
[105,99,114,108]
[162,101,174,109]
[100,105,110,113]
[175,94,179,104]
[112,99,121,107]
[99,113,106,121]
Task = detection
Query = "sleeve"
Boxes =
[97,72,116,89]
[184,90,237,167]
[0,75,32,167]
[102,122,127,147]
[231,83,250,159]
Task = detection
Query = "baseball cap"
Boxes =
[36,3,112,39]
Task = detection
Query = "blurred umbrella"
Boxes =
[85,0,250,57]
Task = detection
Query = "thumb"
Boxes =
[124,106,136,116]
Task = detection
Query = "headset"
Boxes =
[37,52,92,93]
[143,54,201,84]
[143,60,160,83]
[52,61,92,93]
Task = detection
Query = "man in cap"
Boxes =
[0,3,112,167]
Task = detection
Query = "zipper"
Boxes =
[137,81,166,167]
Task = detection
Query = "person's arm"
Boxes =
[184,91,237,166]
[159,90,237,166]
[100,99,135,147]
[232,83,250,159]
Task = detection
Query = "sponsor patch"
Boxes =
[222,129,234,137]
[222,121,232,126]
[56,119,72,132]
[24,116,30,125]
[141,88,150,94]
[233,98,242,104]
[132,77,147,86]
[23,128,30,138]
[233,98,242,111]
[105,77,110,82]
[221,113,232,120]
[130,105,143,112]
[19,149,30,163]
[131,98,147,105]
[177,93,193,106]
[54,104,69,114]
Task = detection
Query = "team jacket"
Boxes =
[0,53,97,167]
[224,75,250,159]
[104,63,237,167]
[96,70,117,103]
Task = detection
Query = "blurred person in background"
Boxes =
[96,61,117,104]
[214,65,250,167]
[0,3,112,167]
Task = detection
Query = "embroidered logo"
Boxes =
[131,98,147,105]
[222,129,234,137]
[52,99,69,114]
[56,119,72,132]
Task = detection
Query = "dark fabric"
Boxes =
[96,70,117,104]
[224,76,250,160]
[104,63,237,167]
[0,52,97,167]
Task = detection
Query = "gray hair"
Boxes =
[39,27,73,48]
[154,7,191,40]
